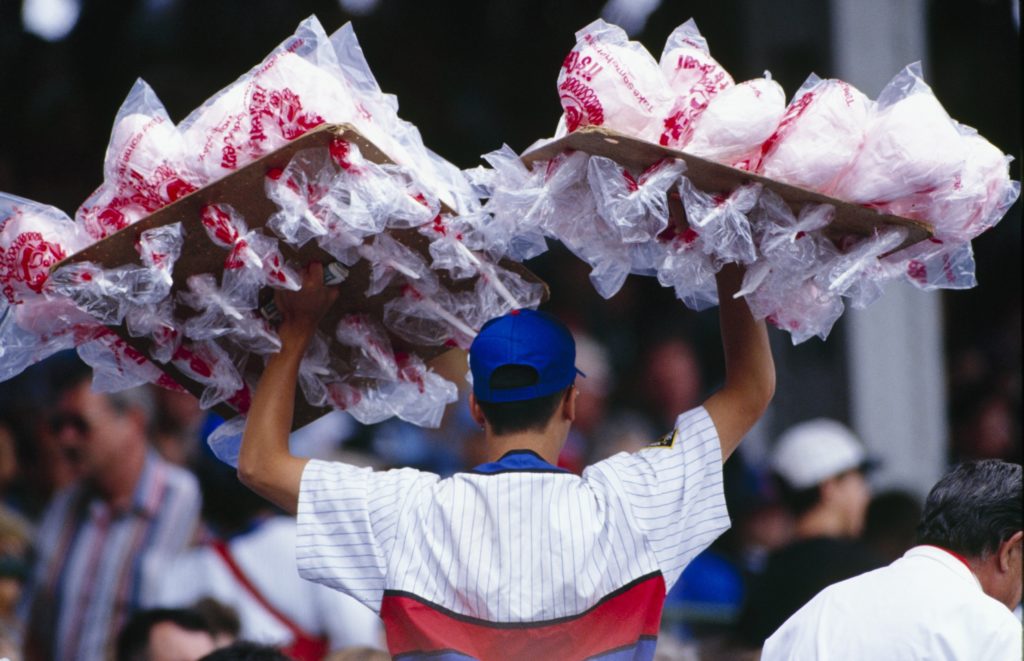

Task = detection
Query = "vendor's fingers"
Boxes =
[303,262,325,290]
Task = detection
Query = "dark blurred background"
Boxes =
[0,0,1020,477]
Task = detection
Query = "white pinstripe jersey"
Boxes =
[296,406,729,659]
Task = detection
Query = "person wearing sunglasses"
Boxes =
[20,360,202,661]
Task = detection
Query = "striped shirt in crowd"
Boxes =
[21,449,201,661]
[297,406,729,660]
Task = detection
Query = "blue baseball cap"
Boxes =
[469,309,584,403]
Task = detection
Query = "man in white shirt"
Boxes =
[235,263,775,659]
[763,459,1023,660]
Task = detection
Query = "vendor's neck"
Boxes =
[483,429,565,466]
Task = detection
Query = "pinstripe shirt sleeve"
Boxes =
[295,459,439,613]
[584,406,730,591]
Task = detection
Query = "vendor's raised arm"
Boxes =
[703,263,776,461]
[237,262,338,514]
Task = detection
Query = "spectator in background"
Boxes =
[735,418,883,648]
[862,489,923,564]
[152,388,207,467]
[116,607,219,661]
[637,335,704,432]
[20,361,202,661]
[0,506,31,652]
[764,460,1023,659]
[144,447,384,659]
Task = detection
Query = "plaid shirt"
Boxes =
[22,449,201,661]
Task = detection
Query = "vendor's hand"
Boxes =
[274,262,339,343]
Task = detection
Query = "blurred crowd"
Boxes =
[0,249,1019,660]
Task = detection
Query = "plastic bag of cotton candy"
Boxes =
[659,21,786,168]
[829,64,1018,241]
[0,194,97,380]
[177,16,473,213]
[75,80,201,244]
[556,19,675,143]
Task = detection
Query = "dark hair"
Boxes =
[863,489,923,562]
[198,641,292,661]
[116,607,214,661]
[916,460,1023,558]
[772,473,824,517]
[476,365,569,436]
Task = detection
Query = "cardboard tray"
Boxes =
[55,123,546,429]
[521,126,934,252]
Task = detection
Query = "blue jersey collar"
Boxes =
[469,449,569,475]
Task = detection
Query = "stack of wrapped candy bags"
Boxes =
[0,17,545,462]
[0,16,1018,457]
[476,18,1018,343]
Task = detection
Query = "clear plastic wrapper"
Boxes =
[50,224,185,326]
[265,155,332,248]
[831,63,964,205]
[470,262,547,323]
[537,178,638,299]
[296,331,346,408]
[383,283,478,349]
[126,298,182,364]
[200,203,301,296]
[476,145,562,260]
[316,143,387,265]
[819,228,908,310]
[335,313,401,381]
[884,238,977,291]
[756,75,872,194]
[358,232,437,298]
[178,273,281,355]
[587,156,686,243]
[659,18,735,148]
[745,273,845,345]
[678,178,761,264]
[0,297,101,383]
[135,223,184,302]
[654,226,719,310]
[47,262,141,325]
[747,192,837,276]
[557,19,674,143]
[207,415,248,467]
[421,214,485,281]
[332,313,458,427]
[685,75,786,168]
[734,192,845,343]
[76,328,169,393]
[168,340,250,411]
[384,356,459,428]
[76,80,199,242]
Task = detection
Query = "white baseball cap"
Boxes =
[770,418,873,490]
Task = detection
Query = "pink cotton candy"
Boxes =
[685,76,786,168]
[831,65,963,205]
[882,130,1019,242]
[76,80,199,242]
[757,76,871,194]
[557,19,674,143]
[180,50,356,182]
[658,19,734,148]
[0,196,87,305]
